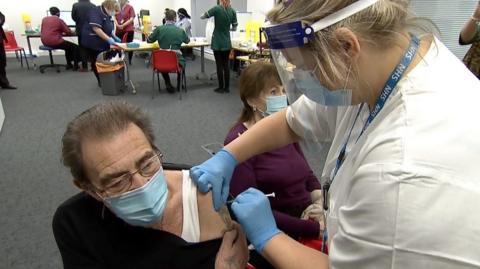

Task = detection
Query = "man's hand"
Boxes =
[215,222,249,269]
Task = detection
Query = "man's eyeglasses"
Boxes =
[95,151,164,197]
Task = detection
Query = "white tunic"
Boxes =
[180,170,200,243]
[287,37,480,268]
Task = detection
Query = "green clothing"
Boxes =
[205,5,238,51]
[147,23,190,67]
[462,24,480,78]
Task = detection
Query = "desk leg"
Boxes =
[27,36,33,57]
[124,58,136,94]
[195,46,208,80]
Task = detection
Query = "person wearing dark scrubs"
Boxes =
[0,11,16,90]
[72,0,95,71]
[201,0,238,93]
[147,9,190,93]
[81,0,121,86]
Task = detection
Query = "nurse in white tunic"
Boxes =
[190,0,480,268]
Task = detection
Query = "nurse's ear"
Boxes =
[333,27,361,60]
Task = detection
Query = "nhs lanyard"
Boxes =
[328,35,421,198]
[320,35,420,253]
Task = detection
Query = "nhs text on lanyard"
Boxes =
[320,35,420,251]
[324,34,420,208]
[326,34,420,202]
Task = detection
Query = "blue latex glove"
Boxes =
[231,188,281,252]
[107,37,117,45]
[190,148,237,211]
[113,35,122,43]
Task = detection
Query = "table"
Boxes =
[22,32,77,57]
[235,56,270,75]
[115,41,210,93]
[181,41,211,80]
[232,45,257,54]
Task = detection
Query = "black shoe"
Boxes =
[1,85,17,90]
[72,65,79,71]
[223,88,230,93]
[166,86,176,94]
[66,65,74,70]
[214,87,224,93]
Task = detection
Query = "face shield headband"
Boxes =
[263,0,380,50]
[262,0,380,106]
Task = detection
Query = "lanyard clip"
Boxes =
[322,181,331,211]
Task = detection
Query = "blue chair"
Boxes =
[38,45,67,73]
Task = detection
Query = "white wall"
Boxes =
[172,0,191,14]
[2,0,173,55]
[247,0,275,22]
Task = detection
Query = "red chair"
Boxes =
[151,49,187,100]
[3,31,30,69]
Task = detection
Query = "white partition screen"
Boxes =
[410,0,478,59]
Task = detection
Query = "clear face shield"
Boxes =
[263,0,379,106]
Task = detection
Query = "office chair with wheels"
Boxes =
[38,45,67,73]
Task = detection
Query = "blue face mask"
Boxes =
[104,167,169,227]
[265,95,288,115]
[292,69,352,106]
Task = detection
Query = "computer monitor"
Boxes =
[46,10,76,27]
[60,11,76,27]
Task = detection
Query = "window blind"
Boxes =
[409,0,478,59]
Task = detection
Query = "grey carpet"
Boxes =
[0,54,325,269]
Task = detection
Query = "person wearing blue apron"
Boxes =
[81,0,121,86]
[189,0,480,268]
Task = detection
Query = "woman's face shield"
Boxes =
[263,0,380,105]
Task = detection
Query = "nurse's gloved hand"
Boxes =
[231,188,281,253]
[112,35,122,43]
[190,148,237,211]
[107,37,117,46]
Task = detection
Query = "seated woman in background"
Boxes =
[225,62,324,239]
[53,101,248,268]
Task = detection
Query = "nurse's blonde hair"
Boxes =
[268,0,433,87]
[102,0,118,11]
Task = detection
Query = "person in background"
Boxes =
[147,9,189,94]
[41,7,80,71]
[115,0,135,65]
[460,0,480,79]
[81,0,121,86]
[54,101,249,269]
[162,8,170,25]
[176,8,192,37]
[0,11,16,90]
[177,8,194,60]
[72,0,95,71]
[225,62,323,268]
[201,0,238,94]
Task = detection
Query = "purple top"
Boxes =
[225,123,321,238]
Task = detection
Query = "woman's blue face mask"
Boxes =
[265,95,288,115]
